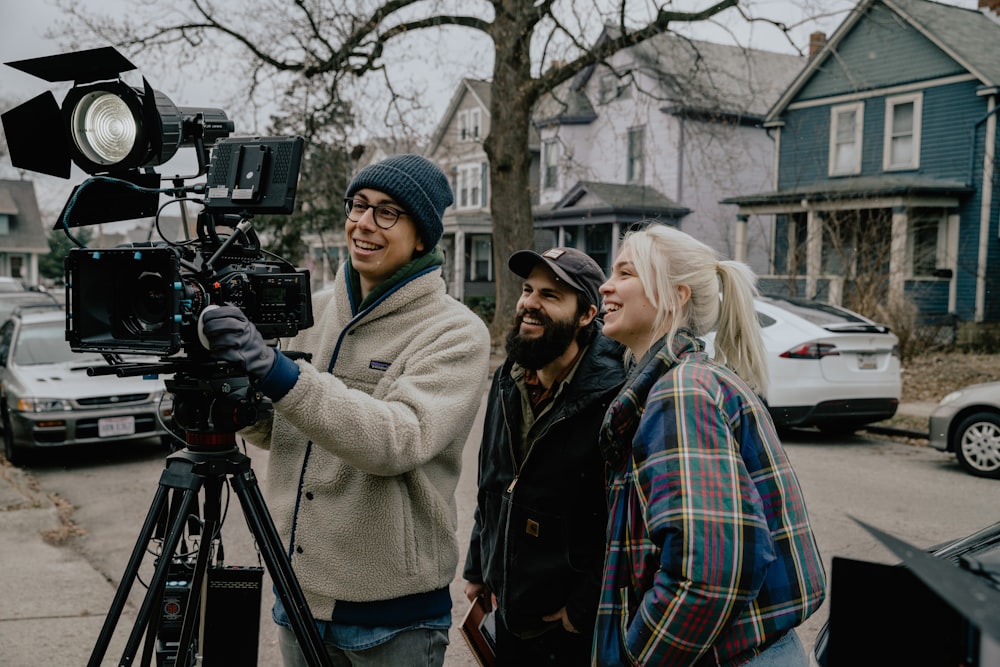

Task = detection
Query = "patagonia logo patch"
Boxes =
[369,360,391,372]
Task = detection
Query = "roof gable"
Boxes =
[426,78,491,155]
[768,0,1000,122]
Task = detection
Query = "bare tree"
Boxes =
[47,0,818,343]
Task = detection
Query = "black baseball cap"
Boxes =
[508,247,606,310]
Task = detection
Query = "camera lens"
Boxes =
[127,271,169,332]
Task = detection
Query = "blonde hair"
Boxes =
[620,224,768,393]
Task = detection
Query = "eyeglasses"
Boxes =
[343,198,408,229]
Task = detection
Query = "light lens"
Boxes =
[70,91,138,165]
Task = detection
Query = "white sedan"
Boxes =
[708,295,901,433]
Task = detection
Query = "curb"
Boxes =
[863,424,929,439]
[0,462,52,511]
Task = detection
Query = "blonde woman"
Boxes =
[593,224,826,666]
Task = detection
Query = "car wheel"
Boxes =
[1,403,22,466]
[952,411,1000,479]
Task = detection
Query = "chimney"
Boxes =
[981,0,1000,12]
[809,31,827,58]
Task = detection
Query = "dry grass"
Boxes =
[902,352,1000,403]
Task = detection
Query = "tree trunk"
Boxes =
[484,6,537,347]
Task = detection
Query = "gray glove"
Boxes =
[200,305,276,381]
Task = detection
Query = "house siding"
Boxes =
[796,3,965,101]
[777,79,986,189]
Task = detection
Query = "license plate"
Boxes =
[98,416,135,437]
[857,353,877,370]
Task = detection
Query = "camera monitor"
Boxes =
[204,136,304,214]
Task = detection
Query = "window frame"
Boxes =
[883,93,922,171]
[828,101,864,177]
[627,125,645,184]
[543,139,559,191]
[456,163,482,210]
[908,213,946,278]
[469,234,493,281]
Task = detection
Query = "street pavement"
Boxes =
[0,398,938,666]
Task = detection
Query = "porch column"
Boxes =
[889,206,908,310]
[734,214,748,263]
[805,205,821,298]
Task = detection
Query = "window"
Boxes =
[543,140,559,191]
[457,164,482,209]
[883,94,922,171]
[470,109,481,141]
[599,74,620,104]
[821,209,891,276]
[627,126,645,184]
[829,102,863,176]
[457,109,481,142]
[469,235,493,281]
[584,226,610,274]
[0,214,9,235]
[910,214,944,277]
[783,212,808,276]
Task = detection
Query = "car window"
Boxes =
[761,296,867,326]
[760,295,890,334]
[0,295,60,323]
[0,278,26,293]
[13,323,81,366]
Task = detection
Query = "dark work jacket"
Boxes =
[463,332,626,638]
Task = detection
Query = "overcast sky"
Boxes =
[0,0,984,223]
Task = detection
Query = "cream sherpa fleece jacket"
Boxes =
[239,265,490,619]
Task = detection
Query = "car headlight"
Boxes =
[938,390,964,406]
[16,397,73,413]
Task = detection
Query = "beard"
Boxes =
[504,309,579,370]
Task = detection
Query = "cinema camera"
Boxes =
[2,48,333,667]
[2,46,313,360]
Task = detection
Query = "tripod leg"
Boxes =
[88,484,171,667]
[119,485,201,666]
[173,476,222,667]
[229,463,333,667]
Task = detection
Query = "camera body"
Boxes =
[65,242,313,357]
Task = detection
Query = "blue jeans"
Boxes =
[741,630,808,667]
[277,624,449,667]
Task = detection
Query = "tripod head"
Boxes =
[87,351,271,451]
[167,365,268,451]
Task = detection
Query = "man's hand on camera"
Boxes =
[200,306,276,382]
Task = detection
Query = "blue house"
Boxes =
[726,0,1000,345]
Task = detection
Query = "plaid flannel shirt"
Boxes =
[594,331,826,666]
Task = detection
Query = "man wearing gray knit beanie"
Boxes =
[200,153,491,666]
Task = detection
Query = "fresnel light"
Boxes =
[1,46,234,225]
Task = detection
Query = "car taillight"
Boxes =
[779,343,840,359]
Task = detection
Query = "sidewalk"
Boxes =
[0,463,138,665]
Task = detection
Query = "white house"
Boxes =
[533,28,804,274]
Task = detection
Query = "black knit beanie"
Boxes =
[345,154,453,249]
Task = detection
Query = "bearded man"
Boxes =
[463,247,625,666]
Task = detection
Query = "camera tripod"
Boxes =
[87,366,333,667]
